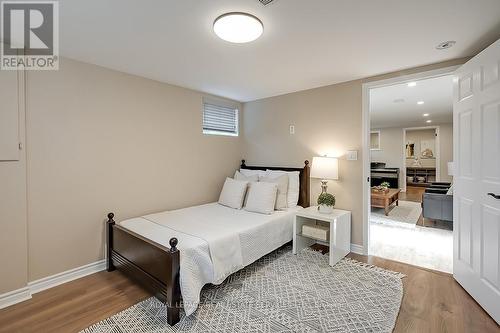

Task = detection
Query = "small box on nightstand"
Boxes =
[302,223,329,241]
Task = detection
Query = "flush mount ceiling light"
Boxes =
[417,101,425,105]
[436,40,456,50]
[426,120,432,123]
[213,12,263,43]
[407,82,417,87]
[423,113,430,117]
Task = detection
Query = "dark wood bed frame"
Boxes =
[106,159,310,325]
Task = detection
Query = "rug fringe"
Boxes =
[343,257,406,279]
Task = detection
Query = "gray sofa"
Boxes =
[422,183,453,226]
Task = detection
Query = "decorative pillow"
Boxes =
[266,170,300,207]
[260,174,289,210]
[234,170,259,182]
[244,182,278,215]
[239,168,267,178]
[218,178,249,209]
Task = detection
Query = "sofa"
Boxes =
[422,182,453,226]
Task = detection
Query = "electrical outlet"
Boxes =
[289,125,295,135]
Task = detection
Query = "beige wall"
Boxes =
[0,70,28,294]
[243,58,467,246]
[438,123,454,182]
[0,57,243,288]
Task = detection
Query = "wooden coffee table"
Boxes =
[371,188,401,216]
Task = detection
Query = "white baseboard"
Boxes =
[350,243,365,255]
[28,260,106,294]
[0,260,106,309]
[0,287,31,310]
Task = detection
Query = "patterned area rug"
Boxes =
[82,247,404,333]
[371,200,422,228]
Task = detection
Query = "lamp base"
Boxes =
[321,180,328,193]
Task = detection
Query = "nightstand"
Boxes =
[293,206,351,266]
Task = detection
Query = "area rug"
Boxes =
[82,247,404,333]
[371,200,422,228]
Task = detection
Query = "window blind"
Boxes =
[203,103,238,136]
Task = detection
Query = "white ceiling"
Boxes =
[59,0,500,102]
[370,75,454,128]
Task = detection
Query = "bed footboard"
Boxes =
[106,213,181,325]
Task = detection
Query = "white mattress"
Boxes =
[119,202,302,316]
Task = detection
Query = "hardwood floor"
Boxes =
[400,186,426,203]
[0,256,498,333]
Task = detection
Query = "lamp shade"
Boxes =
[448,162,454,176]
[311,156,339,180]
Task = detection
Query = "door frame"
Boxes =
[361,65,459,255]
[402,125,441,192]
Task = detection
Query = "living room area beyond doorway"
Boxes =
[368,74,454,273]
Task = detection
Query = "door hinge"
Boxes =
[18,142,23,150]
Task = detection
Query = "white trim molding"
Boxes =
[350,243,365,255]
[0,260,106,309]
[0,287,31,310]
[28,260,106,294]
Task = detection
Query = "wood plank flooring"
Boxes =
[0,255,498,333]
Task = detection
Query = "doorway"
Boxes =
[362,67,457,273]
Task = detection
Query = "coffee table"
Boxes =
[371,188,401,216]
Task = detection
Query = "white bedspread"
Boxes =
[119,203,301,316]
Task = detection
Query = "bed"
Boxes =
[106,160,310,325]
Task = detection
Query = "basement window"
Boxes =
[202,99,239,136]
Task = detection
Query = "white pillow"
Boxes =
[244,182,278,215]
[260,174,289,210]
[218,178,248,209]
[234,170,259,182]
[266,170,300,207]
[240,168,267,178]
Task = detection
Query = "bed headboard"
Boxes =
[240,159,310,208]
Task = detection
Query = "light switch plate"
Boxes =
[347,150,358,161]
[289,125,295,135]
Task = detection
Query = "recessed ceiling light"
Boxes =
[426,120,432,123]
[423,113,430,117]
[417,101,425,105]
[407,82,417,87]
[213,12,263,43]
[436,41,456,50]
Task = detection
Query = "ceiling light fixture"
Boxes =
[213,12,263,43]
[426,120,432,123]
[436,41,456,50]
[423,113,430,117]
[407,82,417,87]
[417,101,425,105]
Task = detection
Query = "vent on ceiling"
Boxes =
[259,0,275,5]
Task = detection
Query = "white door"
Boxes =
[453,38,500,324]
